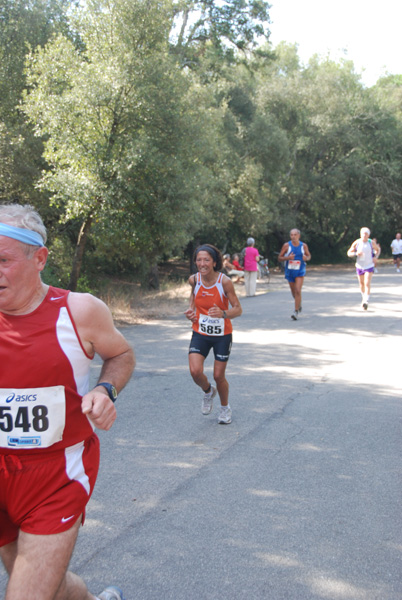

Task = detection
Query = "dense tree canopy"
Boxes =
[1,0,402,289]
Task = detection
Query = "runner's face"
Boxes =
[196,251,216,275]
[290,230,300,243]
[361,230,369,242]
[0,236,47,314]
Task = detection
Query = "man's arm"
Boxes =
[68,292,135,430]
[347,240,359,257]
[303,243,311,261]
[278,243,290,261]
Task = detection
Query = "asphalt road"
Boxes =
[1,265,401,600]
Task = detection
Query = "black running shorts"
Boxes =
[189,331,232,362]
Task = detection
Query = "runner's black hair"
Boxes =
[193,244,223,271]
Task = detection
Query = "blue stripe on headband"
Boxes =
[0,223,45,247]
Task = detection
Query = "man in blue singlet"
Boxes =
[278,229,312,320]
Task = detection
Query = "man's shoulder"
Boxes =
[68,291,108,319]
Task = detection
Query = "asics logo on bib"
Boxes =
[5,392,38,403]
[200,315,220,324]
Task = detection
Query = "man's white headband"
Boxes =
[0,223,45,247]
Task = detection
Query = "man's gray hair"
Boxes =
[247,237,255,246]
[0,203,47,244]
[290,228,300,235]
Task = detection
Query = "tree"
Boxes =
[23,0,215,289]
[171,0,271,67]
[0,0,73,208]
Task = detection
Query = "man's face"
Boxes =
[290,230,300,243]
[396,233,401,240]
[361,230,369,242]
[0,236,47,314]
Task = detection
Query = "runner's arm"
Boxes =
[278,243,290,261]
[303,244,312,261]
[208,276,242,319]
[68,292,135,430]
[184,274,197,322]
[347,240,359,257]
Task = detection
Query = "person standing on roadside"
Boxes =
[185,244,242,425]
[390,232,402,273]
[0,204,135,600]
[347,227,380,310]
[278,228,311,320]
[242,237,260,297]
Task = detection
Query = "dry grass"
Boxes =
[101,280,190,326]
[102,260,365,328]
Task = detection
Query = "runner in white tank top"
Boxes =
[347,226,380,310]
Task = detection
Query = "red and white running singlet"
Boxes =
[192,272,232,337]
[0,286,94,455]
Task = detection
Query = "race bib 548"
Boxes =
[0,386,66,449]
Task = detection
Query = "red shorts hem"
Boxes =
[0,434,100,544]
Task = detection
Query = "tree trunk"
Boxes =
[148,264,160,290]
[68,215,93,291]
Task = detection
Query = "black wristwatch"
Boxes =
[96,382,118,403]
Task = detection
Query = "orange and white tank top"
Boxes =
[192,272,232,336]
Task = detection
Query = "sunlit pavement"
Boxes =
[2,265,401,599]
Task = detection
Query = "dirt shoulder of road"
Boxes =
[108,260,389,327]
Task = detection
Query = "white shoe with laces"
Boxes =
[218,405,232,424]
[202,385,216,415]
[98,586,125,600]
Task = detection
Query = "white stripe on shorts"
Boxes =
[64,441,90,495]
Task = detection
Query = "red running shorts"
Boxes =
[0,433,100,546]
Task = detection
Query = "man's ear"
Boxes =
[34,246,49,272]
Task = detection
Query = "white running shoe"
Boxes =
[99,586,125,600]
[291,311,298,320]
[202,385,216,415]
[218,405,232,424]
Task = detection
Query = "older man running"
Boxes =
[0,204,135,600]
[347,227,380,310]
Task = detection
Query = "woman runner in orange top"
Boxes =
[185,244,242,424]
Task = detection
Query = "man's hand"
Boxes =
[81,390,117,430]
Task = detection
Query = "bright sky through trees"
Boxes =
[269,0,402,86]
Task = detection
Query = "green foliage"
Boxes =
[2,0,402,284]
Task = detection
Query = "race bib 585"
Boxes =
[0,386,66,449]
[199,315,224,336]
